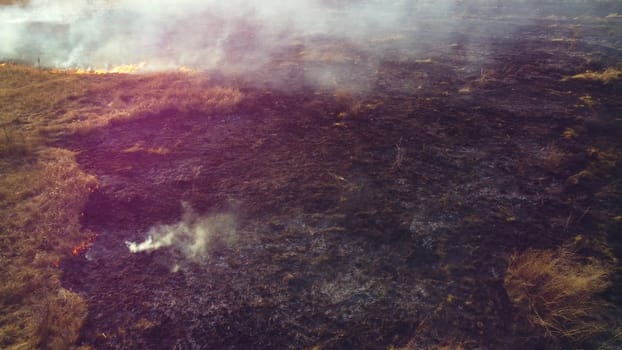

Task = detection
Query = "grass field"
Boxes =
[1,1,622,349]
[0,64,244,349]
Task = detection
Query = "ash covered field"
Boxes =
[1,1,622,349]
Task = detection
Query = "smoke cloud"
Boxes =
[0,1,477,72]
[1,1,612,88]
[125,203,237,261]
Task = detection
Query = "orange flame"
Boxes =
[52,63,196,75]
[73,62,147,75]
[72,233,98,257]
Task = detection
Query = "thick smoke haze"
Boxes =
[1,0,616,87]
[1,1,500,71]
[1,0,392,68]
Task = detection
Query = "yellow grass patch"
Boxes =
[504,246,612,341]
[567,68,622,83]
[1,63,243,138]
[458,86,471,94]
[0,148,97,349]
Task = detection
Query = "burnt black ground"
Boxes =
[60,5,621,350]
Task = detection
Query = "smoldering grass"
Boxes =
[126,202,238,263]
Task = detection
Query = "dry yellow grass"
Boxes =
[0,148,97,349]
[567,68,622,83]
[35,288,89,350]
[0,126,41,158]
[0,63,243,138]
[0,68,96,349]
[504,246,613,342]
[122,142,170,155]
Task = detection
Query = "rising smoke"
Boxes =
[0,1,612,86]
[0,0,480,70]
[125,202,237,261]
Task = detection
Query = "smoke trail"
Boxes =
[125,203,237,261]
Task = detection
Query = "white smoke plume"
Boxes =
[125,202,237,261]
[1,1,610,88]
[0,0,468,71]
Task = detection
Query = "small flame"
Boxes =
[178,66,195,73]
[72,62,147,75]
[72,233,98,257]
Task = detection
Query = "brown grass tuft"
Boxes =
[35,288,88,350]
[504,246,613,342]
[535,144,568,172]
[332,89,382,118]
